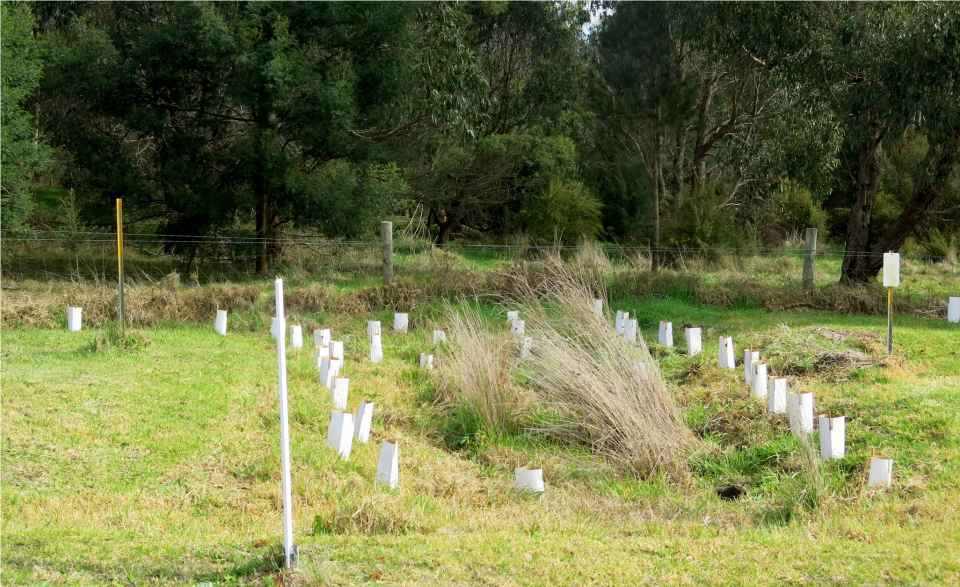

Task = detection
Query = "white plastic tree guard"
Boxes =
[271,317,280,339]
[948,297,960,323]
[214,309,227,336]
[315,345,330,369]
[314,328,332,348]
[367,320,381,337]
[331,340,344,361]
[319,358,342,390]
[354,401,374,443]
[506,310,520,324]
[592,298,603,317]
[369,334,383,363]
[658,321,674,347]
[393,313,409,332]
[332,377,349,410]
[787,392,815,437]
[615,311,629,335]
[623,319,638,344]
[419,353,434,369]
[751,362,768,400]
[818,415,846,460]
[718,336,735,369]
[685,327,702,356]
[882,252,901,287]
[433,329,447,344]
[272,278,295,569]
[520,336,533,359]
[514,467,545,493]
[326,412,354,460]
[290,325,303,348]
[867,457,894,488]
[511,319,525,337]
[376,441,400,489]
[744,350,759,385]
[768,378,787,413]
[67,306,83,332]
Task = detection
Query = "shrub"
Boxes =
[521,179,603,243]
[764,179,827,243]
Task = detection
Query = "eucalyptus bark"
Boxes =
[839,128,885,284]
[840,126,959,284]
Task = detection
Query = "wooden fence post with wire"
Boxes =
[802,227,817,289]
[381,221,393,285]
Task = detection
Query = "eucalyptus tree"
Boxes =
[722,2,960,282]
[591,2,835,262]
[404,1,595,243]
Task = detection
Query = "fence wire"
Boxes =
[1,229,951,284]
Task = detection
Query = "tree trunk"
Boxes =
[255,191,269,275]
[874,128,960,254]
[651,108,664,271]
[434,207,454,245]
[254,84,272,275]
[840,129,885,284]
[689,77,717,196]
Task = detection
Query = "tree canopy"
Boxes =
[5,1,959,282]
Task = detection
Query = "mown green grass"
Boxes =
[3,290,959,585]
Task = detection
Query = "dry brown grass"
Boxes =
[515,258,696,481]
[436,306,533,432]
[571,240,612,282]
[1,265,496,330]
[1,281,263,329]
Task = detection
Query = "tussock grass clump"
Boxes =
[571,240,612,281]
[516,259,696,480]
[86,323,150,353]
[437,307,533,437]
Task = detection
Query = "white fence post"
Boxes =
[274,278,295,569]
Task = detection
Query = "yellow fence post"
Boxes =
[116,198,125,335]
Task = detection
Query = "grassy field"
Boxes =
[3,257,960,585]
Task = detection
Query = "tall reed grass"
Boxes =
[515,258,695,480]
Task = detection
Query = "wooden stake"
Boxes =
[802,227,817,289]
[381,221,393,284]
[115,198,125,335]
[887,287,893,355]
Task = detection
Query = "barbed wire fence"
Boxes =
[0,228,951,285]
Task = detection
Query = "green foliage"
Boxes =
[764,179,828,240]
[1,2,52,229]
[520,179,602,242]
[292,160,408,239]
[662,182,744,252]
[16,0,960,276]
[911,228,959,264]
[441,404,486,452]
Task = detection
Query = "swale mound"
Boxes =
[754,325,881,381]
